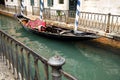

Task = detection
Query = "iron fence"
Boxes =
[32,7,68,22]
[0,30,78,80]
[109,14,120,34]
[0,4,27,15]
[78,12,120,35]
[32,6,40,16]
[44,9,67,22]
[78,12,108,33]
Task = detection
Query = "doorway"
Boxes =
[69,0,77,11]
[69,0,77,17]
[0,0,5,5]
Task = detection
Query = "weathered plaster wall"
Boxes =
[5,0,18,6]
[4,0,120,15]
[81,0,120,15]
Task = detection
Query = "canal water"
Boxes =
[0,14,120,80]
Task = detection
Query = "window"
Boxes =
[30,0,34,6]
[59,0,64,4]
[47,0,53,7]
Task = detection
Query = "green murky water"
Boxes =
[0,14,120,80]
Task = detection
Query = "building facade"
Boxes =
[2,0,120,15]
[82,0,120,15]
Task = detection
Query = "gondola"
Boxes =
[15,14,100,41]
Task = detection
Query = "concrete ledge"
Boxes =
[113,36,120,41]
[0,11,14,17]
[93,37,120,49]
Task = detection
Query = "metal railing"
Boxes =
[78,12,120,35]
[109,14,120,34]
[78,12,108,32]
[32,7,120,35]
[0,30,78,80]
[0,5,27,15]
[44,9,67,22]
[32,6,40,16]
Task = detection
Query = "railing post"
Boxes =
[32,6,34,15]
[34,57,39,80]
[25,6,27,15]
[26,52,30,80]
[106,13,111,33]
[7,5,9,12]
[49,7,51,19]
[15,5,17,13]
[65,10,69,24]
[48,55,65,80]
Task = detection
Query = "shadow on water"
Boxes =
[1,14,120,80]
[16,27,81,57]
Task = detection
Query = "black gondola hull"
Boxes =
[22,25,98,41]
[15,14,100,41]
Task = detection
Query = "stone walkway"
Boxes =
[0,56,15,80]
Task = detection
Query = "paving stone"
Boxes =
[0,56,15,80]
